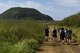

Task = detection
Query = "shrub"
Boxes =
[0,20,45,53]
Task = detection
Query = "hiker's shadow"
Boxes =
[52,42,61,46]
[37,48,45,51]
[43,41,61,46]
[70,41,79,46]
[43,42,52,46]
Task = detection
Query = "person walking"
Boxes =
[52,27,57,41]
[59,28,65,44]
[45,26,49,41]
[65,29,68,42]
[66,28,72,44]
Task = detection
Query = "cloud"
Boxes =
[0,1,53,13]
[57,0,80,7]
[0,0,56,17]
[0,0,80,20]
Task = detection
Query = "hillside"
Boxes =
[61,12,80,26]
[0,7,53,20]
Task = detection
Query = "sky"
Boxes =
[0,0,80,20]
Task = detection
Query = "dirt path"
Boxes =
[36,26,80,53]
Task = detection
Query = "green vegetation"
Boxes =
[0,6,80,53]
[61,12,80,27]
[0,20,45,53]
[0,7,53,53]
[56,12,80,41]
[72,27,80,41]
[0,7,53,21]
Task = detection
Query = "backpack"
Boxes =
[45,28,49,33]
[61,30,65,36]
[52,29,57,33]
[67,30,72,35]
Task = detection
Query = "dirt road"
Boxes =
[36,26,80,53]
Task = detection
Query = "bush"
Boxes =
[27,39,39,53]
[0,20,45,53]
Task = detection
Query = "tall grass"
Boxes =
[0,20,45,53]
[72,27,80,41]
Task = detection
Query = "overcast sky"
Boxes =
[0,0,80,20]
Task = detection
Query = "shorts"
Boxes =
[45,33,49,37]
[60,34,65,40]
[52,34,57,38]
[66,35,71,40]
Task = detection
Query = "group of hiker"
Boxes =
[45,26,72,44]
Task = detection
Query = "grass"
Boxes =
[0,20,45,53]
[1,20,80,53]
[72,27,80,41]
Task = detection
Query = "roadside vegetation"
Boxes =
[0,20,45,53]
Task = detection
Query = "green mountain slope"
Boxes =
[0,7,53,20]
[62,12,80,26]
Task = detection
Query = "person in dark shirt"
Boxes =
[52,27,57,41]
[59,28,65,44]
[66,28,72,44]
[65,29,68,42]
[45,26,49,41]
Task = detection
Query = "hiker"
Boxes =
[59,28,65,44]
[59,28,63,41]
[65,29,68,42]
[66,28,72,44]
[45,26,49,41]
[52,27,57,41]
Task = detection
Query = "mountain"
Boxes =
[62,12,80,26]
[0,7,53,20]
